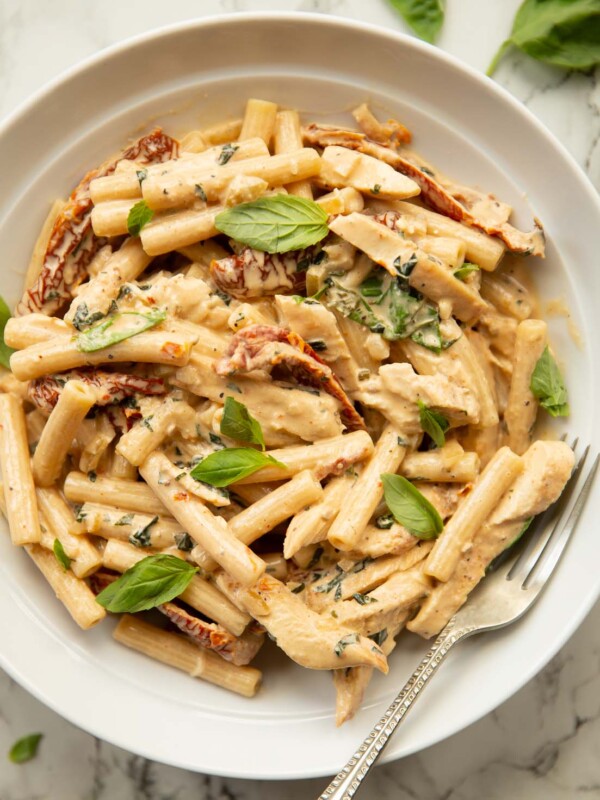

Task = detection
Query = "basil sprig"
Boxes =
[454,262,480,281]
[127,200,154,236]
[488,0,600,75]
[381,473,443,539]
[530,346,569,417]
[386,0,444,43]
[417,400,449,448]
[220,397,265,450]
[190,448,285,487]
[75,308,166,353]
[0,295,15,370]
[95,554,197,613]
[9,733,43,764]
[53,539,71,571]
[214,195,329,254]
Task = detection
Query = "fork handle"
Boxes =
[317,620,477,800]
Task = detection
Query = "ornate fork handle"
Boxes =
[318,619,478,800]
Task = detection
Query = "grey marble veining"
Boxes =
[0,1,598,798]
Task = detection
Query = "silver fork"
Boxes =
[318,445,599,800]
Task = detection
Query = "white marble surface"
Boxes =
[0,1,598,798]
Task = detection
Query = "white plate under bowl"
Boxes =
[0,13,598,781]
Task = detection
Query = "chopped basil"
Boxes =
[530,346,569,417]
[372,184,382,194]
[194,183,207,201]
[115,513,134,526]
[71,302,106,331]
[381,473,443,539]
[9,733,43,764]
[307,546,324,569]
[215,195,329,254]
[190,448,285,487]
[375,513,395,529]
[307,339,327,352]
[220,397,265,450]
[142,415,154,431]
[368,628,388,647]
[127,200,154,236]
[95,554,197,613]
[218,143,239,165]
[291,582,305,594]
[454,262,480,281]
[323,271,441,353]
[334,633,360,657]
[417,400,449,449]
[87,471,97,482]
[352,592,378,605]
[129,516,158,548]
[53,539,71,571]
[75,308,166,353]
[175,532,194,552]
[0,295,15,369]
[136,169,148,186]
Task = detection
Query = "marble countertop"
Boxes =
[0,1,598,798]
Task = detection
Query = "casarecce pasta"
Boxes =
[0,97,575,723]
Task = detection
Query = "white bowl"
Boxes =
[0,12,598,781]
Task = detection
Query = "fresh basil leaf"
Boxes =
[530,346,569,417]
[386,0,445,43]
[75,308,166,353]
[488,0,600,75]
[454,262,480,281]
[9,733,43,764]
[381,473,443,539]
[95,554,197,613]
[214,195,329,254]
[417,400,449,448]
[53,539,71,571]
[127,200,154,236]
[190,447,285,487]
[0,295,15,370]
[220,397,265,450]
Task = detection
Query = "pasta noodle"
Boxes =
[0,98,573,719]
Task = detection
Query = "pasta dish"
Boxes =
[0,98,574,724]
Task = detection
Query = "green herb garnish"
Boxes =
[488,0,600,76]
[215,195,329,254]
[95,554,197,613]
[334,633,359,657]
[454,262,480,281]
[75,308,166,353]
[127,200,154,236]
[381,473,443,539]
[8,733,43,764]
[218,143,239,165]
[417,400,449,448]
[530,346,569,417]
[190,448,285,487]
[129,516,158,548]
[53,539,71,571]
[386,0,445,43]
[220,397,265,450]
[0,295,15,370]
